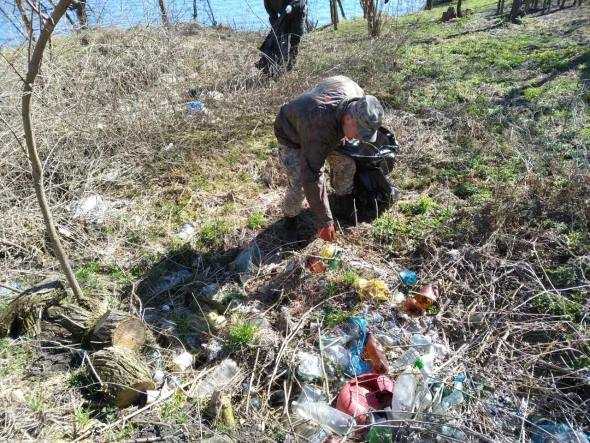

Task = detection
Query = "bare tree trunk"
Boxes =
[74,0,88,29]
[510,0,523,20]
[157,0,170,26]
[457,0,463,16]
[330,0,339,30]
[20,0,86,306]
[337,0,347,18]
[192,0,197,20]
[425,0,434,9]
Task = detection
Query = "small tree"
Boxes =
[157,0,170,26]
[359,0,388,37]
[510,0,524,21]
[13,0,87,304]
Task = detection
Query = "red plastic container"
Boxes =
[336,373,394,425]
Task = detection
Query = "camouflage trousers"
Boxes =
[279,145,356,218]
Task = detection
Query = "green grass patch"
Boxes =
[199,220,231,247]
[247,211,267,230]
[323,307,352,328]
[228,321,259,348]
[533,292,584,322]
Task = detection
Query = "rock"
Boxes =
[230,242,261,283]
[201,283,220,299]
[203,339,223,361]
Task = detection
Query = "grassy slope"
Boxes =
[0,0,588,440]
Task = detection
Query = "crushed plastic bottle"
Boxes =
[193,359,239,400]
[292,397,356,436]
[186,100,206,114]
[390,370,417,420]
[434,373,466,413]
[322,340,351,372]
[297,352,323,381]
[531,419,590,443]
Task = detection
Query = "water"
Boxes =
[0,0,425,45]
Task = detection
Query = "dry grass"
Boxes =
[0,1,588,441]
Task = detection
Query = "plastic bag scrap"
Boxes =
[345,317,372,376]
[354,278,391,302]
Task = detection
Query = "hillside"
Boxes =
[0,0,588,441]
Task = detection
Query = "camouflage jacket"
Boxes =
[274,76,365,227]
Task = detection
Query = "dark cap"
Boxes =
[348,95,384,143]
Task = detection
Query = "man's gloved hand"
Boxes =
[285,4,293,14]
[317,223,336,242]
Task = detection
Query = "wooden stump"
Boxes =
[87,310,147,351]
[45,302,104,341]
[90,346,155,408]
[0,280,65,337]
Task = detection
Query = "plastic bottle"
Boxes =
[362,333,389,374]
[292,399,356,436]
[390,371,418,419]
[435,373,465,412]
[193,359,239,400]
[392,348,421,371]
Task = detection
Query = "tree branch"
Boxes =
[21,0,87,305]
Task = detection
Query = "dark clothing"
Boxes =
[274,76,366,227]
[257,0,307,75]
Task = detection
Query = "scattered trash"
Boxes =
[345,316,372,376]
[193,359,239,400]
[269,389,286,407]
[213,391,236,429]
[153,369,165,385]
[306,256,327,274]
[320,244,343,270]
[207,90,224,101]
[390,370,418,420]
[531,419,590,443]
[403,283,438,316]
[0,281,22,298]
[297,351,323,381]
[367,425,394,443]
[321,337,351,374]
[390,290,406,307]
[355,278,390,302]
[231,242,261,283]
[434,372,465,413]
[186,100,206,115]
[71,194,108,223]
[176,223,196,241]
[202,339,223,361]
[362,333,389,374]
[336,373,394,425]
[57,224,75,239]
[172,351,194,371]
[162,142,175,152]
[161,304,171,312]
[292,385,356,436]
[399,269,418,286]
[200,283,220,299]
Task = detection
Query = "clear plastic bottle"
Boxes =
[435,373,465,412]
[392,348,421,371]
[292,400,356,436]
[390,371,418,419]
[193,359,239,400]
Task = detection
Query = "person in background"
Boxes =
[274,75,385,241]
[257,0,308,75]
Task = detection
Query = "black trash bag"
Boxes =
[337,127,400,222]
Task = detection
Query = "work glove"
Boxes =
[317,223,336,242]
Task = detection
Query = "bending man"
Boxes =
[274,75,385,241]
